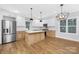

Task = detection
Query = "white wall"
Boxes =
[16,16,25,27]
[56,11,79,42]
[31,20,49,27]
[44,19,55,27]
[16,16,26,31]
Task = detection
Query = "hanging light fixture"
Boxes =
[56,4,69,20]
[40,11,42,22]
[30,8,33,20]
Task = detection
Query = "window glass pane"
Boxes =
[68,18,76,27]
[60,27,66,32]
[68,18,76,33]
[60,20,66,26]
[68,27,76,33]
[60,20,66,32]
[26,22,30,29]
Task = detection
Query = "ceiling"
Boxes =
[0,4,79,19]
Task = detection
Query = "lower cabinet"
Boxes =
[25,32,45,45]
[46,30,55,38]
[16,31,25,40]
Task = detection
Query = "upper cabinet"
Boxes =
[16,16,25,27]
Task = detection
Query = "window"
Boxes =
[68,18,76,33]
[60,18,76,33]
[26,22,30,30]
[60,20,66,32]
[60,27,66,32]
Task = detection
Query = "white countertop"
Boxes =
[25,30,45,33]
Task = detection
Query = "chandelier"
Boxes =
[56,4,69,20]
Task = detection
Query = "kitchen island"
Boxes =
[25,30,45,45]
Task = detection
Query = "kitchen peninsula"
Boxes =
[25,30,45,45]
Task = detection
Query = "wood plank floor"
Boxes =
[0,37,79,54]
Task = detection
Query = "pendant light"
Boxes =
[56,4,69,20]
[40,11,42,22]
[30,8,33,20]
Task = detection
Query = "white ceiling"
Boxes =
[0,4,79,18]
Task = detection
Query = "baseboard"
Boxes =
[56,37,79,43]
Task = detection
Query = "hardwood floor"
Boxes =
[0,37,79,54]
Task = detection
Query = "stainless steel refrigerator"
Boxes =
[2,16,16,44]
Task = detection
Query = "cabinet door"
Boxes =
[16,31,25,40]
[22,31,25,39]
[40,33,45,40]
[27,34,36,45]
[35,34,41,42]
[46,30,55,38]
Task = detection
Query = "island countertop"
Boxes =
[25,30,45,34]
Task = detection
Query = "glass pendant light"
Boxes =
[30,8,33,20]
[40,11,42,22]
[56,4,69,20]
